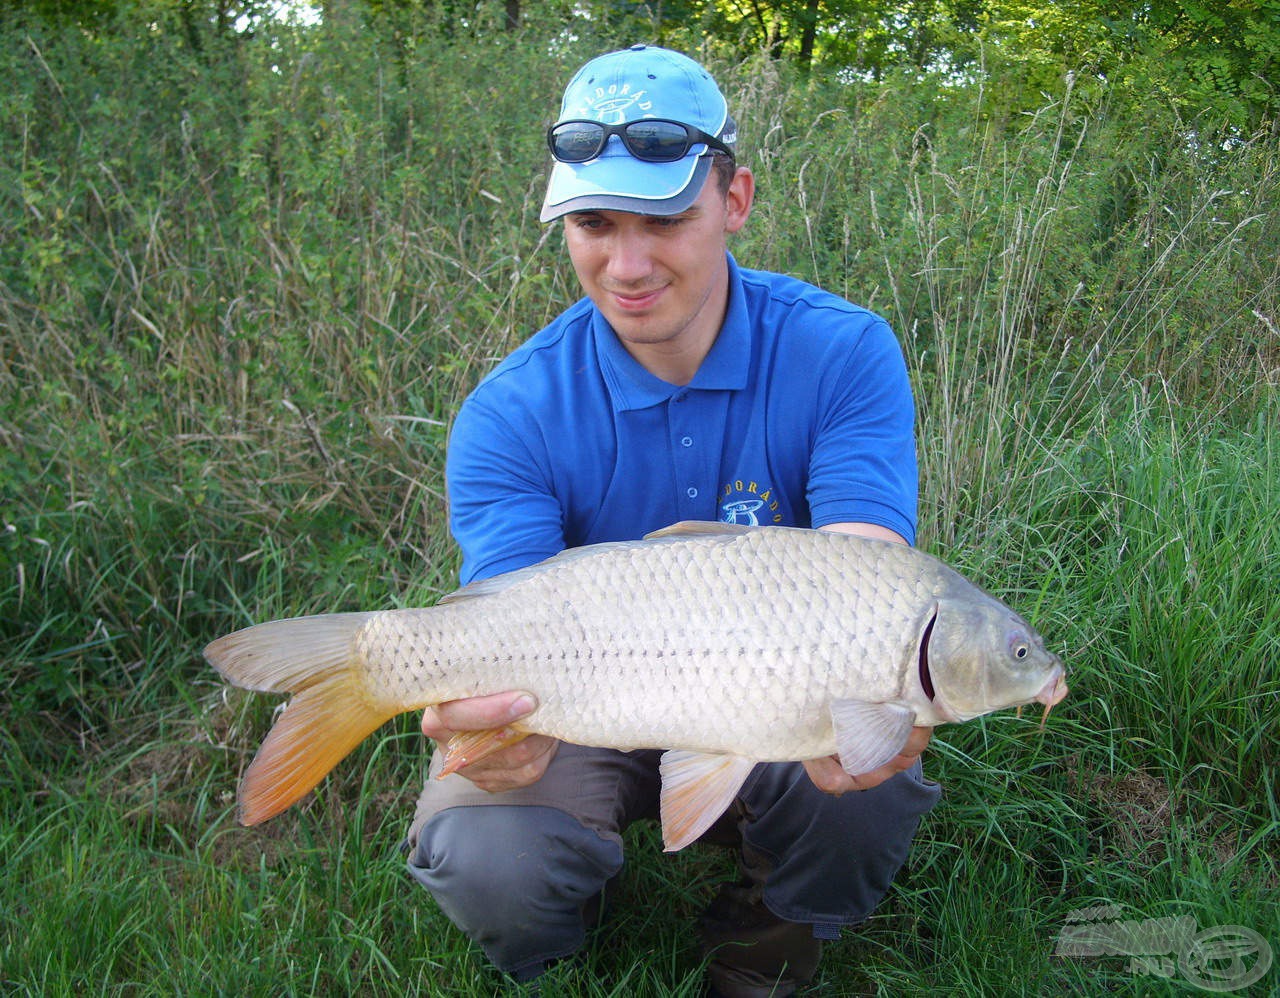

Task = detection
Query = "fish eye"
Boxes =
[1014,645,1028,659]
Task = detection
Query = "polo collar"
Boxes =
[594,254,751,412]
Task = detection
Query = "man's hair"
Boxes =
[711,152,737,197]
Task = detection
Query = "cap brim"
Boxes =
[540,147,713,223]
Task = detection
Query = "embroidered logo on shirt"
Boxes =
[719,479,783,525]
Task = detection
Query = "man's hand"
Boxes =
[803,725,932,795]
[421,691,558,793]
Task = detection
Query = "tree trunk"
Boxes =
[798,0,820,73]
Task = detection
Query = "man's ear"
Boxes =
[724,166,754,233]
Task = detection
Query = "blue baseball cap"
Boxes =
[540,45,737,223]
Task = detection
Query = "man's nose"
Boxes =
[604,228,654,284]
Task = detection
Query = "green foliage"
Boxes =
[10,0,1279,122]
[1,11,1277,995]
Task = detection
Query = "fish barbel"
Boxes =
[205,522,1067,850]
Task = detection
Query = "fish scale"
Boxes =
[205,521,1067,849]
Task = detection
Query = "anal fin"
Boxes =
[658,751,756,852]
[436,726,530,777]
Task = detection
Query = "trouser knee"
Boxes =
[405,804,623,981]
[739,761,942,925]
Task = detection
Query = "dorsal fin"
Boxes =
[644,520,754,539]
[436,543,631,604]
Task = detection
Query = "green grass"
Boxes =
[2,12,1278,996]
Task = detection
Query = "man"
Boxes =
[404,45,941,997]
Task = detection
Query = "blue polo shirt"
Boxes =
[446,255,917,584]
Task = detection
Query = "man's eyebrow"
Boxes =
[654,206,702,221]
[564,205,704,223]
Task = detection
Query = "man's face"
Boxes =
[563,167,753,378]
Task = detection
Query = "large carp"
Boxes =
[206,522,1067,850]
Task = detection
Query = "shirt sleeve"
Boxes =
[805,316,918,544]
[445,394,567,584]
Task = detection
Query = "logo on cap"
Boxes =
[579,85,654,125]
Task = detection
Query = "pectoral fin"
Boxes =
[436,726,530,777]
[830,700,917,776]
[658,751,756,852]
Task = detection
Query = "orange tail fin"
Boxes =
[204,612,394,825]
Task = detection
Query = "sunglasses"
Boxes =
[547,118,734,164]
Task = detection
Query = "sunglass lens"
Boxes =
[622,121,691,162]
[550,123,605,163]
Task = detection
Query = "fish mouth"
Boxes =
[1035,665,1068,708]
[1031,664,1068,730]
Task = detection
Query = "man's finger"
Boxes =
[422,690,538,738]
[460,736,560,793]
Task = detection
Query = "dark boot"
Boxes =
[698,841,822,997]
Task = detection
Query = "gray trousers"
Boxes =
[404,742,940,981]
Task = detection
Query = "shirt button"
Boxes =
[680,436,693,447]
[686,487,698,499]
